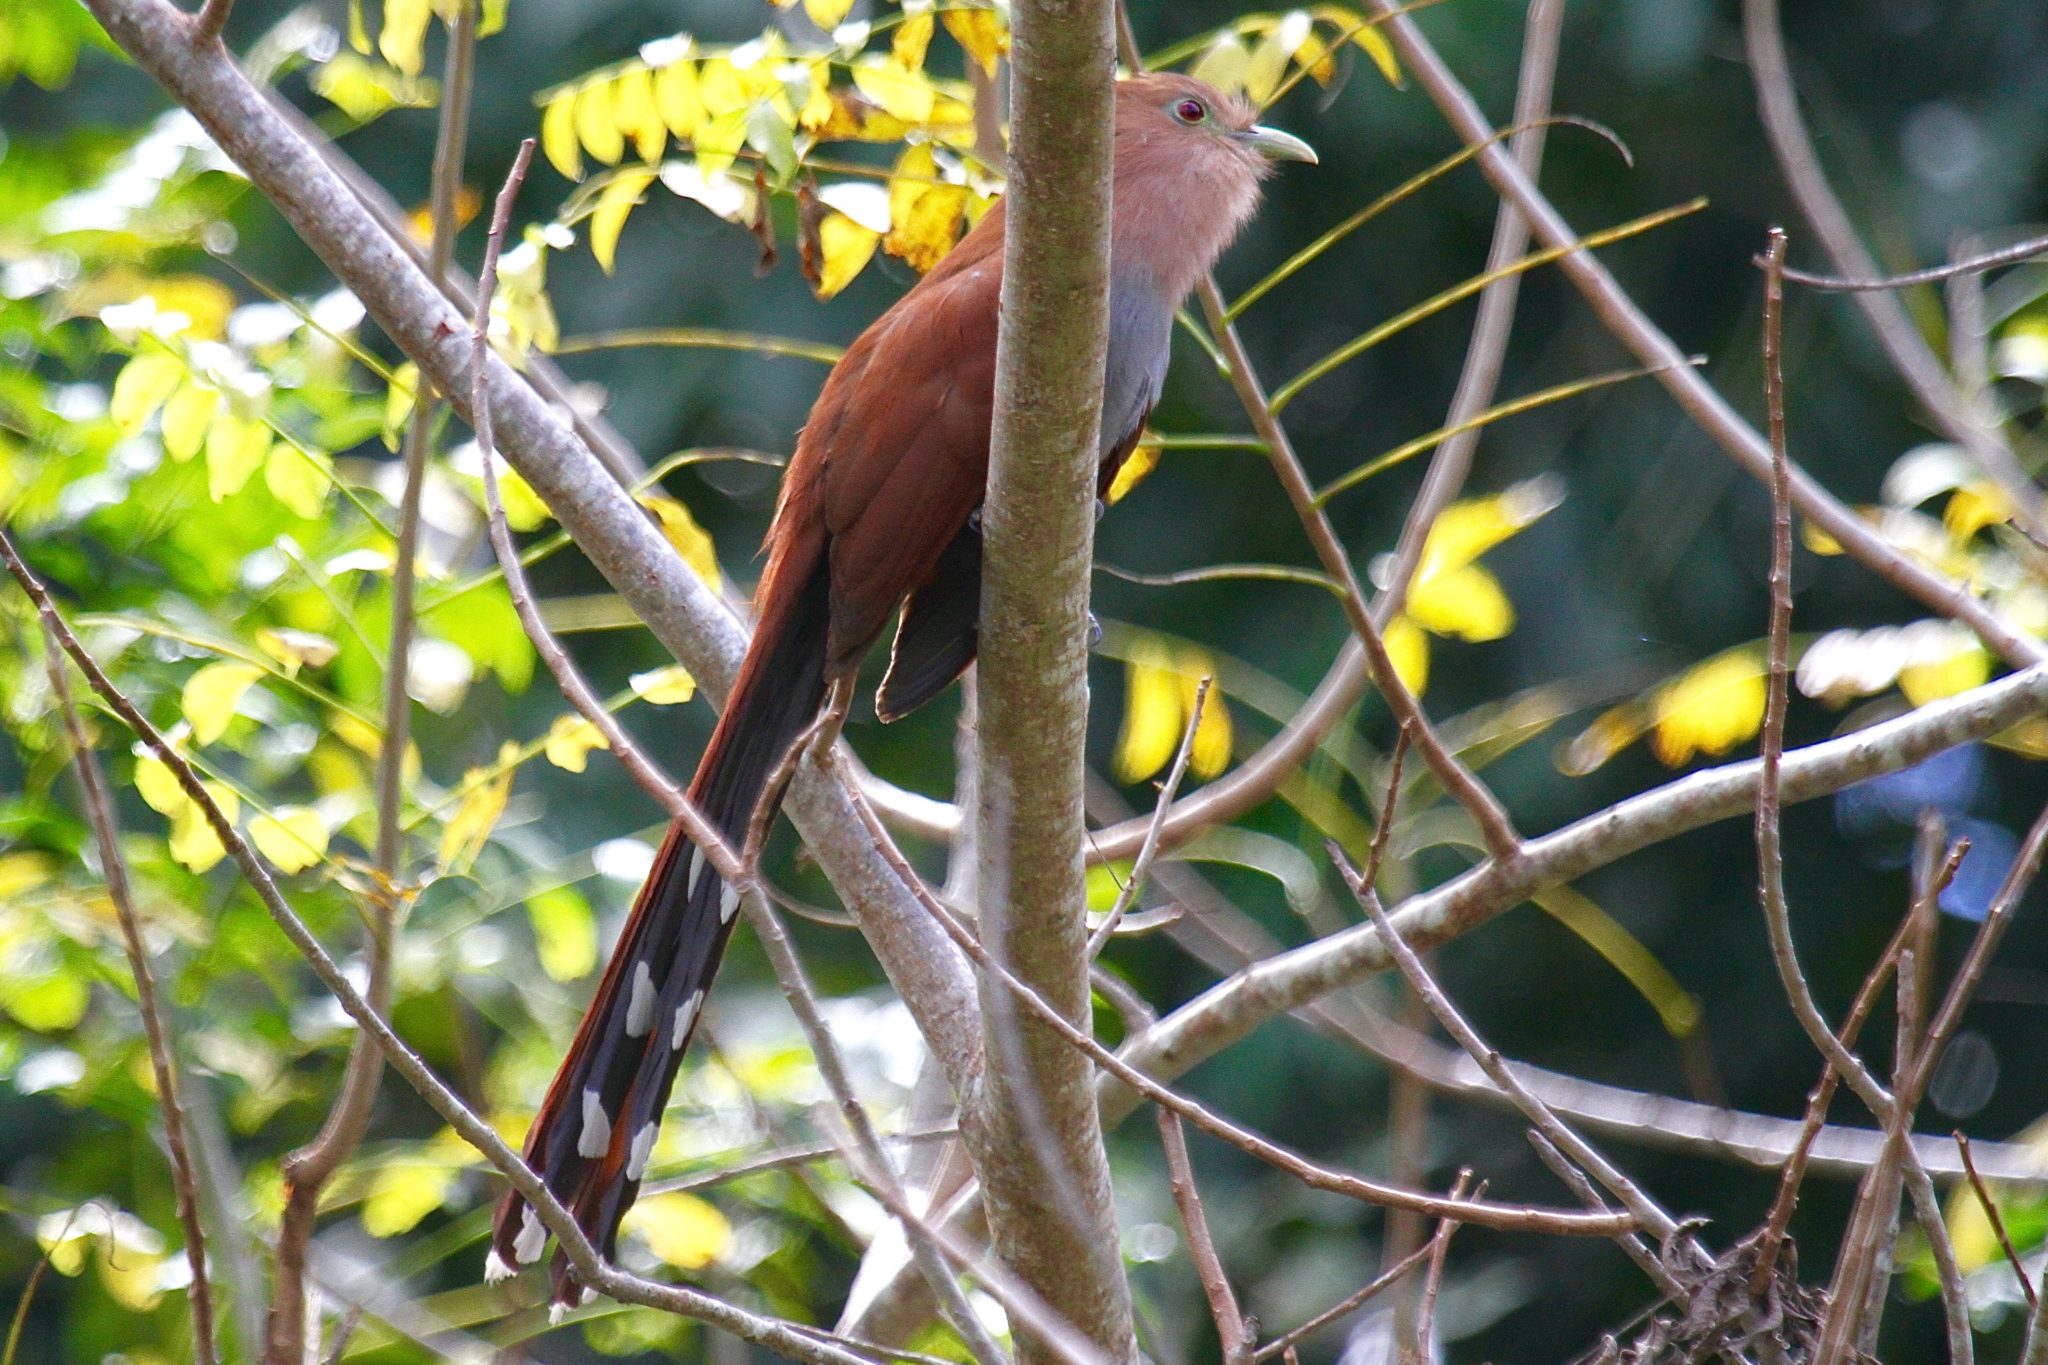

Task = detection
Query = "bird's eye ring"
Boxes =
[1172,97,1208,125]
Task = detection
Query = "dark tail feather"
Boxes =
[488,563,831,1306]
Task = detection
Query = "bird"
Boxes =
[488,70,1314,1308]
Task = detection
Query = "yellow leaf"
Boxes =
[1114,639,1184,784]
[1244,28,1293,105]
[892,12,935,71]
[1944,481,2015,540]
[588,169,656,273]
[159,381,219,463]
[134,755,186,817]
[110,352,183,434]
[803,0,856,27]
[1353,24,1403,86]
[1384,614,1430,695]
[1650,652,1766,766]
[575,77,626,166]
[1556,703,1647,778]
[1900,644,1991,705]
[1406,562,1514,642]
[204,412,270,501]
[697,57,748,117]
[624,1192,731,1269]
[265,443,332,518]
[813,211,881,299]
[142,275,237,341]
[3,972,88,1032]
[541,88,582,179]
[638,492,723,589]
[257,627,339,674]
[439,741,518,873]
[377,0,431,76]
[613,64,666,162]
[182,661,263,746]
[169,783,238,874]
[310,52,436,121]
[1800,518,1843,555]
[654,59,703,138]
[693,106,750,180]
[486,462,551,530]
[0,851,54,899]
[942,7,1008,77]
[95,1237,164,1313]
[361,1158,456,1238]
[885,179,968,273]
[1183,667,1231,779]
[543,713,610,772]
[852,57,936,125]
[527,884,597,982]
[249,806,329,874]
[1105,443,1159,505]
[1189,33,1251,95]
[630,665,698,705]
[1414,476,1562,583]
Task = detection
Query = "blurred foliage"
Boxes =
[5,0,2048,1362]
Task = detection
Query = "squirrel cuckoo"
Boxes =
[489,72,1313,1304]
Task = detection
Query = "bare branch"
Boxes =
[1158,1110,1250,1365]
[42,629,216,1365]
[1250,1242,1435,1362]
[189,0,230,43]
[1957,1132,2035,1310]
[1088,677,1209,958]
[1782,229,2048,292]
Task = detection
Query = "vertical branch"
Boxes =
[1158,1110,1250,1365]
[268,6,477,1356]
[969,0,1136,1361]
[43,629,217,1365]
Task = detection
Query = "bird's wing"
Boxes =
[809,249,1003,668]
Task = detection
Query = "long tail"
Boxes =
[488,562,831,1308]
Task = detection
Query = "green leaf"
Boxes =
[527,884,596,981]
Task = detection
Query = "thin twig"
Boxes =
[1782,229,2048,292]
[835,761,1631,1238]
[1956,1131,2035,1310]
[42,628,216,1365]
[1251,1241,1436,1362]
[2,536,901,1365]
[1525,1132,1675,1297]
[1088,677,1209,957]
[189,0,230,42]
[1158,1109,1250,1365]
[1411,1171,1472,1365]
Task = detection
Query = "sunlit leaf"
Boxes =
[0,851,53,899]
[96,1226,164,1310]
[803,0,857,27]
[1800,518,1844,555]
[361,1157,456,1238]
[892,12,935,71]
[182,661,264,746]
[541,88,582,179]
[265,443,332,518]
[384,361,419,451]
[812,211,881,299]
[377,0,431,76]
[528,884,597,981]
[160,380,219,463]
[311,52,436,121]
[694,105,751,180]
[134,754,187,817]
[942,6,1008,77]
[543,713,610,773]
[1900,642,1992,705]
[654,58,703,137]
[852,56,936,126]
[1189,32,1250,95]
[885,176,968,273]
[1,971,89,1031]
[1944,481,2015,541]
[258,627,339,675]
[1114,638,1183,785]
[639,492,722,589]
[614,64,666,162]
[630,665,698,705]
[1649,651,1765,766]
[624,1191,731,1269]
[1384,613,1429,694]
[439,741,518,874]
[589,168,657,273]
[1243,28,1293,106]
[204,411,270,501]
[576,76,626,166]
[1413,475,1564,584]
[249,806,330,874]
[1406,562,1513,642]
[109,351,183,434]
[169,783,239,873]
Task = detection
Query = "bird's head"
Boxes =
[1111,73,1316,300]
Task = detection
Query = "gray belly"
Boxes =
[1100,275,1173,458]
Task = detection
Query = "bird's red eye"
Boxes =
[1173,97,1207,124]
